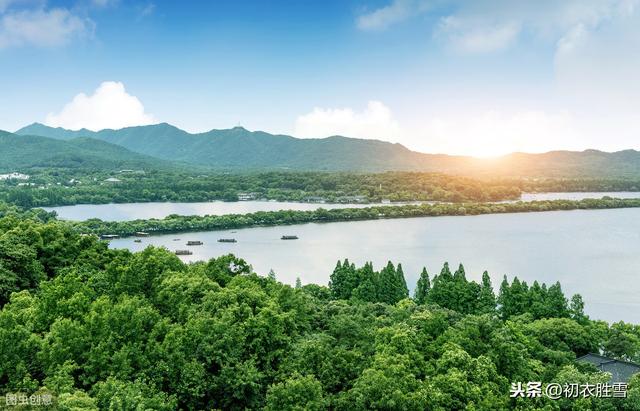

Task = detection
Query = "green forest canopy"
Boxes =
[1,207,640,409]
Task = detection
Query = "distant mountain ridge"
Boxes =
[0,129,176,171]
[15,122,640,177]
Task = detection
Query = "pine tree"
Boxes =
[452,263,473,313]
[477,271,496,314]
[427,262,454,309]
[439,262,453,281]
[546,281,569,318]
[414,267,431,305]
[353,262,378,302]
[497,275,511,319]
[528,281,548,319]
[569,294,587,323]
[395,263,409,302]
[453,263,467,282]
[329,259,358,300]
[378,261,397,304]
[268,269,276,281]
[329,260,345,299]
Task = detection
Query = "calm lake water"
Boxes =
[44,192,640,221]
[109,208,640,323]
[519,192,640,201]
[44,201,387,221]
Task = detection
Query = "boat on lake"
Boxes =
[218,238,237,243]
[134,239,142,243]
[187,240,203,246]
[281,235,299,240]
[174,250,193,255]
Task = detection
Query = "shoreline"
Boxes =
[69,197,640,238]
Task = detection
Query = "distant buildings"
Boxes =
[578,353,640,382]
[0,172,30,181]
[237,192,258,201]
[304,196,327,203]
[336,195,368,203]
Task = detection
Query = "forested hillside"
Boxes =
[1,205,640,409]
[0,131,175,171]
[17,123,640,177]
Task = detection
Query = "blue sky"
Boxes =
[1,0,639,156]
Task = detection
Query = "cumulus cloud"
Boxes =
[356,0,430,31]
[45,81,158,131]
[294,103,584,156]
[294,101,401,141]
[0,7,90,48]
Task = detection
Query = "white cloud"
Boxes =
[45,81,158,131]
[294,101,401,141]
[436,17,520,53]
[359,0,639,55]
[293,103,584,157]
[0,7,90,48]
[551,5,640,146]
[433,0,638,54]
[139,2,155,17]
[91,0,117,7]
[357,0,430,31]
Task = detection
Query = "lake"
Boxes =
[109,207,640,323]
[44,201,390,221]
[43,192,640,221]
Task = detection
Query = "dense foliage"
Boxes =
[68,197,640,237]
[1,212,640,409]
[0,131,175,172]
[0,170,522,207]
[4,167,640,210]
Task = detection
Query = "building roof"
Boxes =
[577,353,640,383]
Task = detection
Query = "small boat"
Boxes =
[134,239,142,243]
[281,235,299,240]
[173,239,180,241]
[218,238,237,243]
[135,232,150,237]
[187,240,203,246]
[174,250,193,255]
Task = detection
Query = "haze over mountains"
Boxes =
[6,122,640,178]
[0,130,175,171]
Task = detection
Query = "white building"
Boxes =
[0,172,30,181]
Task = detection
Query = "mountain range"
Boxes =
[8,122,640,177]
[0,129,175,171]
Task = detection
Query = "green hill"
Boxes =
[15,123,640,177]
[0,130,175,172]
